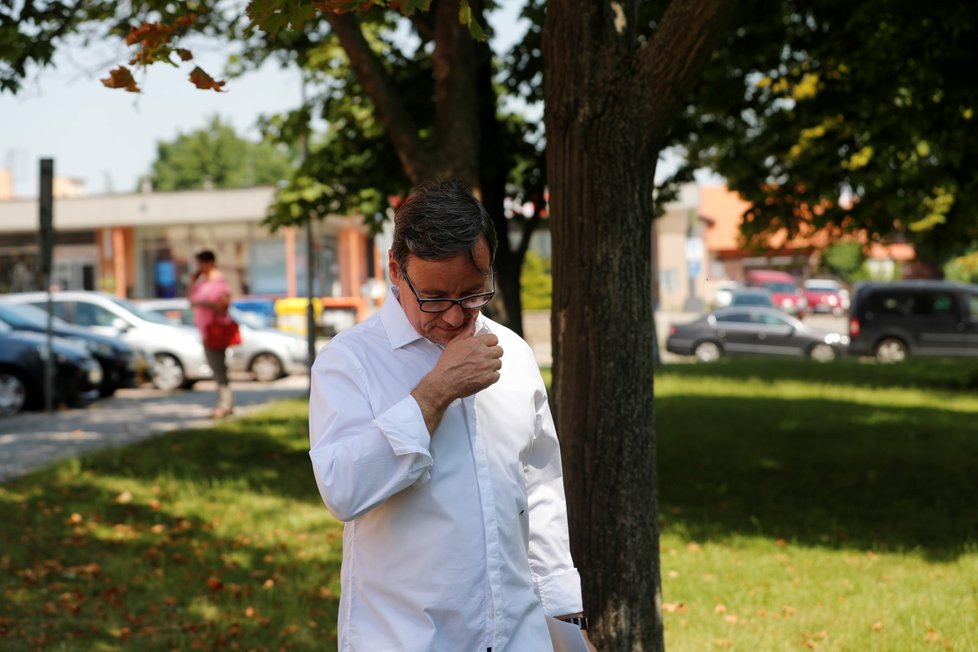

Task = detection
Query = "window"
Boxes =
[660,268,679,293]
[756,312,791,326]
[870,292,915,316]
[70,301,119,327]
[716,311,752,324]
[966,294,978,318]
[923,292,955,316]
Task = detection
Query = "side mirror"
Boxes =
[111,317,131,333]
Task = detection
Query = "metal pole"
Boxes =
[38,158,55,412]
[300,77,317,379]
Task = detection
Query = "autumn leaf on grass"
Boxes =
[101,67,140,92]
[189,67,226,92]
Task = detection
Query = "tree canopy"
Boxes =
[148,115,293,191]
[678,0,978,263]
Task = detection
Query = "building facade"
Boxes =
[0,185,383,324]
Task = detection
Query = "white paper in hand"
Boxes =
[545,615,590,652]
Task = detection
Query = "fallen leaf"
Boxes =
[115,491,133,504]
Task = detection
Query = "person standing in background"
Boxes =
[189,249,234,417]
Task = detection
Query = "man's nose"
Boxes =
[441,303,466,327]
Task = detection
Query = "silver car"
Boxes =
[138,298,309,382]
[0,291,210,391]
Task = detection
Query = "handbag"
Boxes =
[203,313,242,349]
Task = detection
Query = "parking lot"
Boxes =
[0,374,309,483]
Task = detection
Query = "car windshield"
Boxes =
[0,302,71,329]
[733,293,770,305]
[763,282,797,293]
[806,283,838,292]
[107,296,172,325]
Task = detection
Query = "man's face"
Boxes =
[390,237,492,345]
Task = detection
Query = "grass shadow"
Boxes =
[656,391,978,562]
[0,399,342,650]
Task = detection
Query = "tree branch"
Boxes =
[637,0,738,143]
[432,0,480,183]
[325,11,432,182]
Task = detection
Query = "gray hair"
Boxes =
[391,179,497,273]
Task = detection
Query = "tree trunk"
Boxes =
[545,11,661,648]
[545,103,663,649]
[543,1,736,650]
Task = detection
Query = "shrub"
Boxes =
[520,251,552,310]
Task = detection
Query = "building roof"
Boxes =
[0,186,278,233]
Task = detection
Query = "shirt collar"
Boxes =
[379,288,427,349]
[378,287,488,350]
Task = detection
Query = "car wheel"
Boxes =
[809,343,837,362]
[251,352,285,383]
[875,338,908,363]
[694,341,722,363]
[152,354,186,391]
[0,369,30,416]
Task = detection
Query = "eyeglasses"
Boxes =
[401,269,495,313]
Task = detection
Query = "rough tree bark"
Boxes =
[543,1,736,650]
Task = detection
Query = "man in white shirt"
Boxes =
[309,180,592,651]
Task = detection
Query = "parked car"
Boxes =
[804,279,849,316]
[848,280,978,362]
[745,269,808,318]
[711,280,742,309]
[0,301,145,397]
[0,322,103,416]
[0,291,211,391]
[138,298,309,382]
[729,287,775,309]
[666,306,848,363]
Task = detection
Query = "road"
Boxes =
[0,374,309,484]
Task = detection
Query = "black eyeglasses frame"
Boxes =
[401,269,495,314]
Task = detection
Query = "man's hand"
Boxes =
[411,322,502,433]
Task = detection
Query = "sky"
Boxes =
[0,5,528,199]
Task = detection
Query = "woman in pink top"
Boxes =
[189,249,234,417]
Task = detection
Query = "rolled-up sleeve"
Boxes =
[309,343,432,522]
[525,383,583,616]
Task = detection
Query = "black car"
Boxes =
[848,280,978,362]
[666,306,849,363]
[0,323,103,416]
[0,301,141,396]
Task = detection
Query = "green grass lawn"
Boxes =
[656,358,978,651]
[1,358,977,650]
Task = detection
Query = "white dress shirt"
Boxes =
[309,290,583,651]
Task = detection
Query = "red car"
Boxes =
[745,270,808,318]
[804,279,850,316]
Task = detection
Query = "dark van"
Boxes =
[848,281,978,361]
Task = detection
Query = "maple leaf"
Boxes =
[101,66,140,93]
[125,22,175,49]
[189,67,226,92]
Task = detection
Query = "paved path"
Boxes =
[0,374,309,484]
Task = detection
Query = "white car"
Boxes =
[138,298,309,382]
[0,291,210,391]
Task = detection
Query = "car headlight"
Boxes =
[823,333,849,345]
[88,365,104,385]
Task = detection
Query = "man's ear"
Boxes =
[388,250,401,284]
